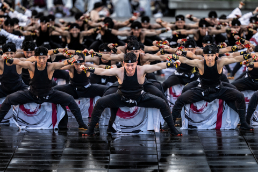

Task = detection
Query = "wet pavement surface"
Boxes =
[0,118,258,172]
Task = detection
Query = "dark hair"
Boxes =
[75,12,83,20]
[68,23,80,30]
[175,15,185,21]
[124,52,137,63]
[232,18,241,26]
[131,21,142,29]
[141,16,150,23]
[203,44,217,54]
[104,17,114,28]
[48,14,55,21]
[99,43,111,52]
[2,42,16,52]
[4,19,14,26]
[31,10,38,17]
[185,39,196,48]
[198,18,210,28]
[40,16,49,23]
[0,36,7,45]
[249,17,257,24]
[139,42,144,50]
[215,34,226,44]
[35,46,48,56]
[219,14,227,20]
[93,2,103,9]
[12,18,19,25]
[202,35,214,44]
[127,36,138,43]
[75,52,85,61]
[127,40,140,50]
[22,41,36,51]
[208,11,217,18]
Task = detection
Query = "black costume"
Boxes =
[0,62,87,129]
[171,60,251,129]
[85,67,180,135]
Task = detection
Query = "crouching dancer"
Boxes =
[81,52,182,136]
[0,46,88,130]
[171,44,254,130]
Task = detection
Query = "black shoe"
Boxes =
[169,127,182,136]
[107,126,116,134]
[160,122,169,131]
[240,122,254,131]
[79,124,88,130]
[82,130,94,136]
[58,127,68,131]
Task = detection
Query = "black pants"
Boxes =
[53,70,70,84]
[235,71,247,81]
[172,85,246,124]
[53,84,108,99]
[104,80,168,127]
[225,65,232,73]
[231,62,242,76]
[221,74,229,83]
[232,76,258,91]
[88,92,175,132]
[0,89,85,128]
[162,73,199,92]
[182,81,236,93]
[0,83,28,98]
[247,91,258,123]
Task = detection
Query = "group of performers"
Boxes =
[0,1,258,136]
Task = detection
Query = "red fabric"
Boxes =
[245,97,250,103]
[52,104,57,128]
[88,98,94,117]
[19,104,41,116]
[215,99,224,129]
[116,107,138,119]
[190,102,208,113]
[169,87,181,98]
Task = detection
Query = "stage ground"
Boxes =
[0,118,258,172]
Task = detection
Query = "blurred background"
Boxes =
[7,0,258,19]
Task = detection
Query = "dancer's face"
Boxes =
[4,51,15,58]
[175,20,185,29]
[23,51,35,58]
[36,55,48,67]
[123,62,137,76]
[204,53,216,66]
[69,28,80,37]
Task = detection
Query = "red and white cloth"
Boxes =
[167,84,240,129]
[112,107,161,134]
[0,97,65,130]
[181,100,239,129]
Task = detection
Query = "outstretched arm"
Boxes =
[142,62,173,73]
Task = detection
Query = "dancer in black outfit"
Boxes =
[81,52,182,136]
[0,47,88,130]
[0,43,28,98]
[171,44,253,130]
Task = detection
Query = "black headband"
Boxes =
[23,47,35,51]
[124,59,137,63]
[3,47,15,53]
[35,51,48,56]
[203,49,216,54]
[76,60,84,63]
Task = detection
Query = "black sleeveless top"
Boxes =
[68,33,82,50]
[196,30,205,47]
[0,61,22,91]
[70,66,90,87]
[171,26,187,42]
[118,67,143,99]
[177,57,194,74]
[248,68,258,80]
[200,60,222,88]
[227,32,239,46]
[22,68,30,85]
[36,26,50,46]
[30,62,52,96]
